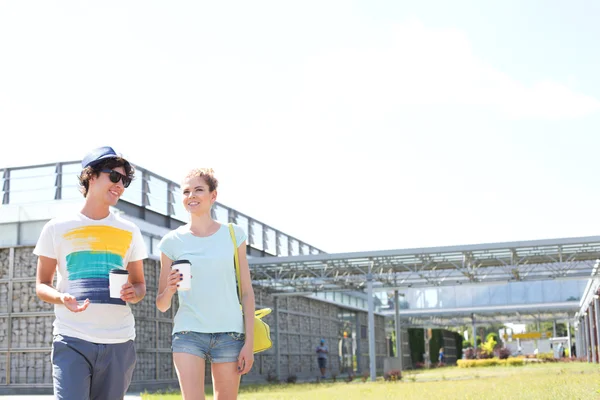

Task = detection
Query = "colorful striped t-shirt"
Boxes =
[33,212,147,343]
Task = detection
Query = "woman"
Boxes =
[156,168,254,400]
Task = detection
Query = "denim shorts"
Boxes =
[172,331,245,363]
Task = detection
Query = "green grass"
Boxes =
[142,362,600,400]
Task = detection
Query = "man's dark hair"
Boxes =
[78,157,135,197]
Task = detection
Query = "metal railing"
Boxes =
[1,162,325,257]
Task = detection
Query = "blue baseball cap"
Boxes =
[82,146,120,169]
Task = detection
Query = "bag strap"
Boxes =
[229,223,243,301]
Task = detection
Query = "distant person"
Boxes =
[438,347,445,366]
[316,339,329,378]
[556,342,564,359]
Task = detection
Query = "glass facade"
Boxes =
[401,279,587,310]
[61,163,83,200]
[8,166,55,204]
[0,223,18,247]
[264,227,276,256]
[120,172,143,206]
[146,174,169,215]
[313,291,369,311]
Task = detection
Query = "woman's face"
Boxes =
[181,176,216,215]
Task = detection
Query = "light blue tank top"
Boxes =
[158,223,247,334]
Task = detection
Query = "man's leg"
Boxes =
[52,335,95,400]
[319,358,326,378]
[90,340,136,400]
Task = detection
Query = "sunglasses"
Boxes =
[100,169,132,188]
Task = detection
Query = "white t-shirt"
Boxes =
[33,212,147,344]
[158,223,247,335]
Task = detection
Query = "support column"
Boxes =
[567,321,572,359]
[576,319,582,359]
[355,313,361,373]
[589,308,597,363]
[595,298,600,363]
[471,314,476,349]
[580,319,585,358]
[535,318,541,351]
[553,321,557,338]
[274,297,281,381]
[584,315,591,362]
[394,290,403,369]
[425,329,431,368]
[367,274,376,382]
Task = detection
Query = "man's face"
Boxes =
[88,166,127,206]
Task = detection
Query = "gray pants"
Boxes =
[51,334,136,400]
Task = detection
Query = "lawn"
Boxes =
[142,362,600,400]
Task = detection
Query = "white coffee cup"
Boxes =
[109,269,129,298]
[172,259,191,291]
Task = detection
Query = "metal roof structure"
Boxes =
[390,302,579,328]
[248,235,600,294]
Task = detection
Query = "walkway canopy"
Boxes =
[248,235,600,293]
[248,235,600,380]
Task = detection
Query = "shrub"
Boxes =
[538,352,555,361]
[286,374,297,384]
[485,333,500,344]
[498,347,511,360]
[457,358,525,368]
[266,370,279,384]
[384,369,402,382]
[464,348,477,360]
[480,336,499,358]
[477,348,494,359]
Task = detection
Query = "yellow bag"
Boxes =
[229,224,273,354]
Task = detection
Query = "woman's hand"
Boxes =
[166,268,183,294]
[237,344,254,375]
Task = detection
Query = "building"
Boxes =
[0,161,387,394]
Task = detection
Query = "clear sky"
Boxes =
[1,1,600,253]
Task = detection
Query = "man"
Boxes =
[34,146,147,400]
[316,338,329,379]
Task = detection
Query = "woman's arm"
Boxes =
[156,252,179,312]
[237,241,255,374]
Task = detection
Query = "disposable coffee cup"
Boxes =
[171,259,191,291]
[109,269,129,298]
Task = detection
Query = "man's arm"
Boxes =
[36,255,90,312]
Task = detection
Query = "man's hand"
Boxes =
[60,293,90,313]
[120,282,138,302]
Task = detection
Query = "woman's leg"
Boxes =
[174,352,206,400]
[211,361,241,400]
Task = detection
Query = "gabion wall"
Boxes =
[0,246,387,393]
